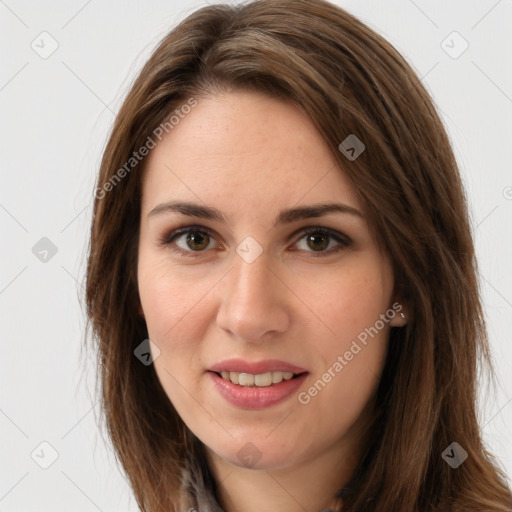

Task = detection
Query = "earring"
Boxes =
[400,312,406,320]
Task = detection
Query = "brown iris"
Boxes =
[186,231,210,251]
[306,233,329,251]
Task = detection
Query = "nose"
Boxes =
[215,249,291,343]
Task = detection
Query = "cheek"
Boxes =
[137,258,213,410]
[304,260,392,399]
[137,272,194,393]
[311,261,392,345]
[137,251,217,344]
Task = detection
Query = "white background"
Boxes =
[1,0,511,510]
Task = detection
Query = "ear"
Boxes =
[388,300,408,328]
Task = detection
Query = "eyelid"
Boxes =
[158,224,352,257]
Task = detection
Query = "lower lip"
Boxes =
[208,371,309,409]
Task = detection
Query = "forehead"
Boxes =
[140,90,362,218]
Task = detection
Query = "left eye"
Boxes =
[293,228,351,255]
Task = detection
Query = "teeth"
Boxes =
[238,373,255,386]
[272,371,283,383]
[255,372,272,386]
[218,370,297,387]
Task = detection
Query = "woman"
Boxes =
[84,0,512,510]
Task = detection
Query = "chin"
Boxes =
[209,437,305,471]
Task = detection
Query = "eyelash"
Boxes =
[158,225,352,259]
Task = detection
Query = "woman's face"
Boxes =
[137,90,405,471]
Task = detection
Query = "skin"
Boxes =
[137,90,407,512]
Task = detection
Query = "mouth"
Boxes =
[207,358,309,388]
[207,358,309,408]
[211,370,307,387]
[207,369,310,409]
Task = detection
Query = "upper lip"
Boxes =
[208,358,308,375]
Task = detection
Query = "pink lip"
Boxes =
[208,371,309,409]
[208,358,307,375]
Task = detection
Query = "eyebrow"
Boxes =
[147,200,364,227]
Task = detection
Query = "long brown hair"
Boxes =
[84,0,512,510]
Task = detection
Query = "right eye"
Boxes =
[159,226,221,257]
